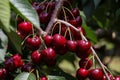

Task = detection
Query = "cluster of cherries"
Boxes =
[0,0,120,80]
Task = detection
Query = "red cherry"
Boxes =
[31,50,42,64]
[55,45,67,55]
[4,57,14,71]
[76,16,82,26]
[44,35,53,47]
[39,12,51,24]
[76,49,91,58]
[32,2,46,14]
[115,76,120,80]
[0,68,8,79]
[13,54,24,68]
[77,40,91,52]
[45,58,56,67]
[88,68,104,80]
[76,68,88,80]
[102,74,114,80]
[41,47,56,62]
[21,63,33,72]
[26,36,41,50]
[66,40,77,52]
[48,2,55,11]
[71,8,80,18]
[40,76,48,80]
[52,34,66,48]
[74,27,85,40]
[79,58,92,69]
[69,19,79,27]
[18,22,32,35]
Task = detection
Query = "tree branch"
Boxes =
[45,0,63,35]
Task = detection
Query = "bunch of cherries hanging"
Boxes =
[0,0,120,80]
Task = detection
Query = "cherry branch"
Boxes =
[45,0,63,35]
[56,19,110,80]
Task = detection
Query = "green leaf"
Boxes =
[82,24,98,43]
[7,27,22,53]
[14,72,36,80]
[92,16,103,28]
[10,0,40,30]
[48,75,66,80]
[0,29,8,63]
[0,0,10,32]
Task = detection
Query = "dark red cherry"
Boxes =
[102,74,114,80]
[76,16,82,26]
[18,22,32,35]
[40,76,48,80]
[69,19,79,27]
[52,34,66,48]
[71,8,80,18]
[66,40,77,52]
[41,47,56,62]
[26,36,41,50]
[45,58,56,67]
[74,27,85,40]
[39,12,51,24]
[55,45,67,55]
[77,40,91,52]
[115,76,120,80]
[48,2,55,11]
[4,57,14,71]
[88,68,104,80]
[44,35,53,47]
[0,68,8,79]
[76,49,91,59]
[76,68,88,80]
[21,63,33,72]
[79,58,92,69]
[31,50,42,64]
[13,54,24,68]
[32,2,45,14]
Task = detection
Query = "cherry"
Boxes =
[88,68,104,80]
[21,63,33,72]
[76,48,91,59]
[0,68,8,79]
[74,27,85,40]
[26,35,41,50]
[71,8,80,18]
[5,54,23,71]
[76,16,82,26]
[48,2,55,11]
[69,19,79,27]
[102,74,114,80]
[76,68,88,80]
[18,22,32,35]
[79,58,92,69]
[4,57,14,71]
[40,76,48,80]
[31,50,42,64]
[32,2,46,14]
[52,34,66,48]
[13,54,24,68]
[115,76,120,80]
[44,35,53,47]
[66,40,77,52]
[39,12,51,24]
[55,45,67,55]
[77,40,91,52]
[41,47,56,62]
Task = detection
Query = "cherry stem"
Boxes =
[45,0,63,35]
[56,19,110,80]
